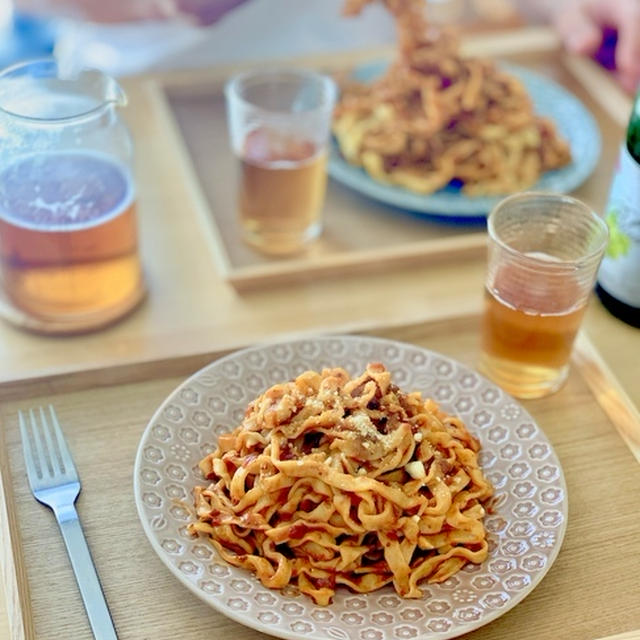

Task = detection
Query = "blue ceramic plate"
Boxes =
[328,61,601,219]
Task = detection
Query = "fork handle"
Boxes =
[55,505,118,640]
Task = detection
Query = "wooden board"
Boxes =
[2,316,640,640]
[154,33,623,290]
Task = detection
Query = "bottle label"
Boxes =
[598,144,640,307]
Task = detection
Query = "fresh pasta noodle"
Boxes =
[189,363,493,605]
[334,0,571,196]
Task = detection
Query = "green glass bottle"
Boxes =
[596,92,640,327]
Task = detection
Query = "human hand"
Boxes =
[550,0,640,93]
[15,0,249,25]
[174,0,249,25]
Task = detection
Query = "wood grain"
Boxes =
[1,318,640,639]
[0,426,31,640]
[598,631,640,640]
[595,633,640,640]
[573,332,640,463]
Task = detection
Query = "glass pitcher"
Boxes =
[0,58,145,333]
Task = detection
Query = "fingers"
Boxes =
[554,0,640,93]
[551,0,602,56]
[174,0,249,25]
[609,1,640,93]
[81,0,180,22]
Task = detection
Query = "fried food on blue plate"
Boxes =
[335,0,571,196]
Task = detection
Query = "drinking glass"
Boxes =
[478,192,609,399]
[0,59,145,333]
[225,68,337,255]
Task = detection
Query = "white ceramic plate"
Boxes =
[134,335,568,640]
[328,62,601,218]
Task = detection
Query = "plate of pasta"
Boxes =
[330,61,600,218]
[134,336,568,640]
[330,0,600,218]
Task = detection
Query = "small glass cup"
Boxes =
[478,192,609,399]
[225,68,337,255]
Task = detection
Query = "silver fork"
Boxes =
[19,405,118,640]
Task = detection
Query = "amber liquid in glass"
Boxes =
[0,151,143,324]
[238,127,327,254]
[480,263,586,398]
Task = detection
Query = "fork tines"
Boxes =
[19,405,78,490]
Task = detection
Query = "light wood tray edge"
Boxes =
[0,315,479,403]
[573,331,640,464]
[563,55,632,128]
[595,631,640,640]
[225,234,487,291]
[0,425,31,640]
[143,80,234,282]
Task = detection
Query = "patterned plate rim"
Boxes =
[134,334,569,640]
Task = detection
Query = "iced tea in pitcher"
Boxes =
[0,59,144,332]
[0,151,142,319]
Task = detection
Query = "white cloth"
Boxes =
[54,0,397,76]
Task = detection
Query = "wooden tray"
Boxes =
[2,315,640,640]
[151,31,626,291]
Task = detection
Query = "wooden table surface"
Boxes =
[1,28,639,640]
